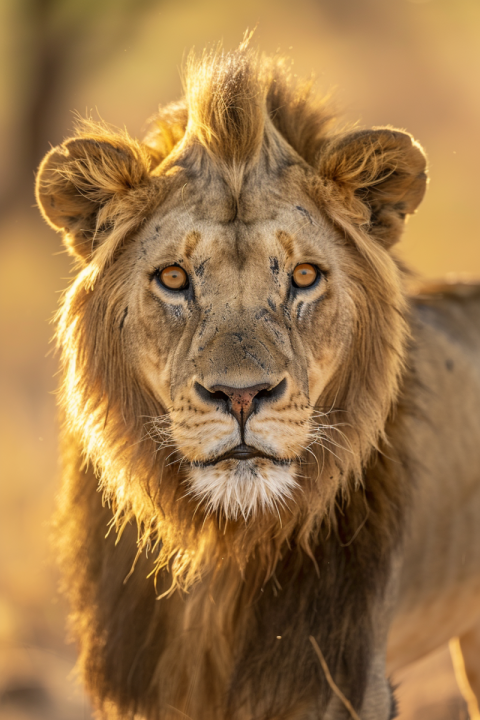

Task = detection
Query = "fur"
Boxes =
[36,41,431,719]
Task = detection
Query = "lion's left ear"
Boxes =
[35,133,155,263]
[318,128,427,248]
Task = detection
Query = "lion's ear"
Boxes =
[318,128,427,248]
[35,134,153,261]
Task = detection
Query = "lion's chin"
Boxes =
[186,458,299,521]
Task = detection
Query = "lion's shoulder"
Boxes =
[410,278,480,357]
[411,278,480,303]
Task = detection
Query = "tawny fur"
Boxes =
[36,41,480,720]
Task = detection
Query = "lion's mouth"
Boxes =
[194,444,291,467]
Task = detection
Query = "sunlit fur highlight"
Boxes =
[187,460,300,521]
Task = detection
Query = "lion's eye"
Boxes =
[292,264,318,288]
[159,266,189,290]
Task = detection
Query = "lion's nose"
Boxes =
[194,379,287,428]
[211,383,269,425]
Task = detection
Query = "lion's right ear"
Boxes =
[317,128,427,248]
[35,134,153,262]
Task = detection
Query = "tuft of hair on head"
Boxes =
[265,56,335,166]
[184,32,267,169]
[143,33,337,196]
[143,100,189,167]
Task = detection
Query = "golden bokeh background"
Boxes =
[1,1,479,717]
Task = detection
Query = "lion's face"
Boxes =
[118,174,354,518]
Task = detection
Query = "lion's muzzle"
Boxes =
[193,378,287,429]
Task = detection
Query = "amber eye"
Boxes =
[292,263,318,288]
[159,266,188,290]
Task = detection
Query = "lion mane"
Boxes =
[36,40,429,719]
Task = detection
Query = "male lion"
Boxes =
[36,41,480,720]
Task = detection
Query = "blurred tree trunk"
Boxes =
[1,0,160,216]
[26,0,70,177]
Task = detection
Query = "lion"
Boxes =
[35,40,480,720]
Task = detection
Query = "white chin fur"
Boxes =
[186,459,299,520]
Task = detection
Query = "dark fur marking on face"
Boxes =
[269,257,280,276]
[168,305,184,320]
[294,292,327,324]
[230,195,239,222]
[295,205,313,223]
[255,337,274,357]
[194,258,210,277]
[119,306,129,331]
[268,297,277,312]
[243,348,268,372]
[309,292,328,313]
[262,315,286,343]
[255,308,269,320]
[197,311,213,338]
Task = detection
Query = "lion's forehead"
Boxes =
[138,201,334,286]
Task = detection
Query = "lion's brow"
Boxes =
[182,230,202,259]
[276,229,295,259]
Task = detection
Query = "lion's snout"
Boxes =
[193,377,287,428]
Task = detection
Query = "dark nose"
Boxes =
[194,379,287,427]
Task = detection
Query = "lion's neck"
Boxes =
[123,431,411,718]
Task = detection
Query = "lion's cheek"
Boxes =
[306,345,345,405]
[307,365,330,407]
[246,413,310,458]
[134,344,175,409]
[170,412,240,461]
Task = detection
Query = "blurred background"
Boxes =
[1,0,479,717]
